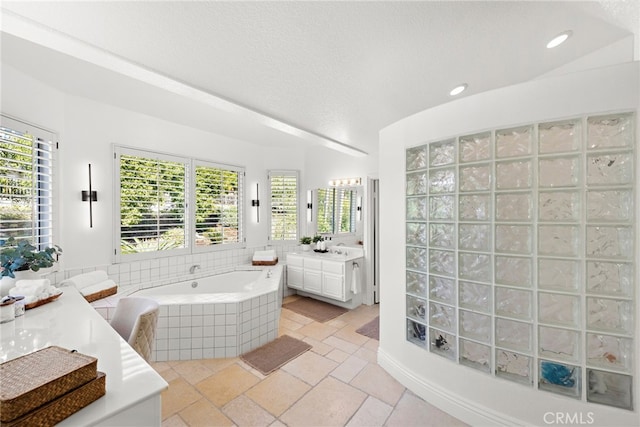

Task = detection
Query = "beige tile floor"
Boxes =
[153,296,467,427]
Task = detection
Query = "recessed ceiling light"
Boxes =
[449,84,468,96]
[546,30,573,49]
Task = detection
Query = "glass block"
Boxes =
[406,271,428,297]
[538,190,580,222]
[406,145,428,171]
[459,194,490,221]
[496,193,531,221]
[458,224,491,251]
[586,226,633,260]
[459,132,491,163]
[495,256,531,287]
[495,287,532,320]
[429,195,455,220]
[587,113,634,150]
[429,223,455,248]
[496,318,531,352]
[459,164,491,192]
[459,310,491,343]
[429,276,455,305]
[406,247,428,272]
[538,225,579,257]
[587,333,633,372]
[460,339,491,373]
[459,253,492,282]
[407,318,426,347]
[586,189,633,222]
[429,249,455,277]
[538,259,579,292]
[539,119,581,154]
[539,292,580,328]
[495,225,531,254]
[496,125,532,158]
[429,328,456,361]
[496,160,532,189]
[587,369,633,410]
[539,326,580,363]
[406,222,428,246]
[586,152,633,186]
[538,156,579,188]
[496,349,532,385]
[429,168,456,194]
[406,295,427,322]
[539,360,581,399]
[586,261,633,297]
[406,171,428,195]
[586,297,633,334]
[429,302,456,333]
[429,140,456,167]
[406,197,428,221]
[459,281,491,313]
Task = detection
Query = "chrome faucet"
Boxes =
[189,264,201,274]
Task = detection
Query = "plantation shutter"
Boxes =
[269,171,298,241]
[0,116,56,249]
[117,149,188,256]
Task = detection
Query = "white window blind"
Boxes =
[0,116,56,249]
[118,150,188,255]
[195,162,243,247]
[269,171,298,241]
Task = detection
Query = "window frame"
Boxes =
[268,170,300,243]
[114,146,245,263]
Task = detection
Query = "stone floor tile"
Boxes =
[179,398,234,426]
[280,377,367,427]
[350,364,405,406]
[280,308,314,325]
[172,360,214,385]
[197,357,237,374]
[281,350,338,386]
[330,355,368,384]
[297,321,339,341]
[245,370,311,416]
[346,395,393,427]
[223,395,276,426]
[195,363,260,407]
[279,316,304,331]
[303,336,335,355]
[334,324,370,346]
[323,335,360,354]
[161,414,187,427]
[385,391,469,427]
[363,338,379,352]
[326,348,350,363]
[161,378,202,419]
[353,346,377,364]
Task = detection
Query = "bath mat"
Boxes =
[282,297,348,323]
[240,335,312,375]
[356,316,379,340]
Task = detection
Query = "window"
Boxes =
[0,116,56,249]
[316,188,357,235]
[269,171,298,241]
[115,147,244,260]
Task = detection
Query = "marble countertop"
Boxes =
[0,287,168,425]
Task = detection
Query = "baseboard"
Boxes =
[377,348,525,427]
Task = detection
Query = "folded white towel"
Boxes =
[15,279,50,289]
[9,287,40,297]
[253,250,276,262]
[80,280,117,297]
[351,264,360,295]
[59,271,108,290]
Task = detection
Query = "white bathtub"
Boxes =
[131,266,283,361]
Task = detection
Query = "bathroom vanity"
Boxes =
[0,287,167,426]
[286,249,363,303]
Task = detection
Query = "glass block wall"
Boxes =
[405,112,635,410]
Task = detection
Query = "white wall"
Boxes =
[378,62,639,426]
[1,63,305,271]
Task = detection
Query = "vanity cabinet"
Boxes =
[286,254,361,302]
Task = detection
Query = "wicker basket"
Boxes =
[252,258,278,266]
[83,285,117,303]
[3,372,106,427]
[0,346,97,423]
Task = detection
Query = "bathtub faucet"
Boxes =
[189,264,201,274]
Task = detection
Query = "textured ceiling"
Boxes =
[1,1,638,156]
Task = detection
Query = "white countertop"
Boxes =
[288,248,364,262]
[0,287,168,425]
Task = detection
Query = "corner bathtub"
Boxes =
[132,266,283,362]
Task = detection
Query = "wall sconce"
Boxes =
[306,190,313,222]
[328,177,361,187]
[356,196,362,221]
[81,163,98,228]
[251,183,260,223]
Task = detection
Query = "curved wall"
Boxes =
[378,62,639,426]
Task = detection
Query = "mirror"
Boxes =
[316,187,358,235]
